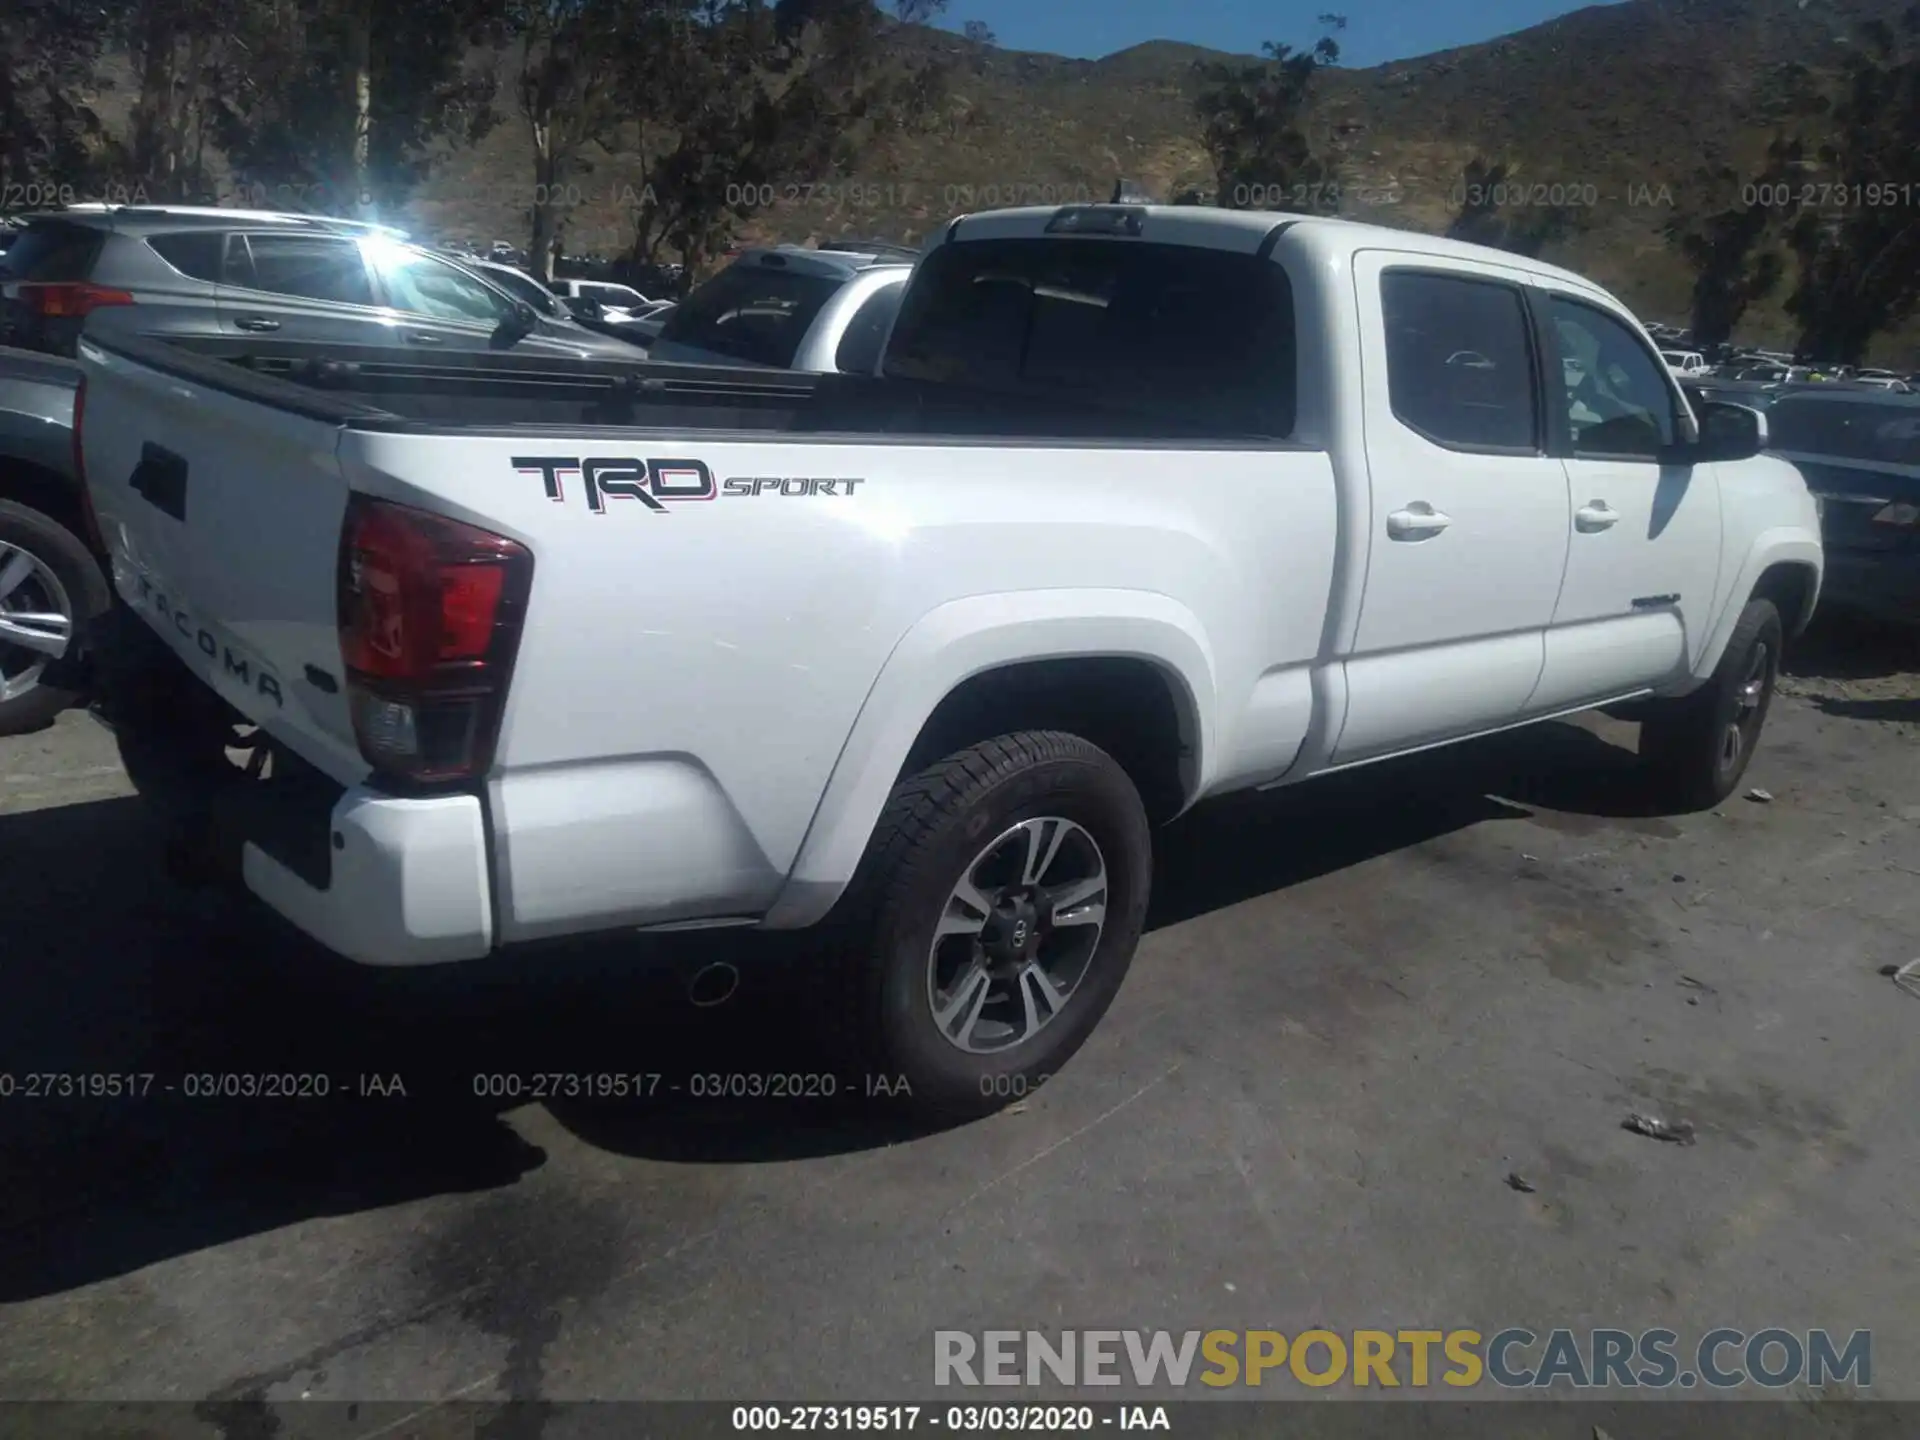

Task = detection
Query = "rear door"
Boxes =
[217,232,390,345]
[1335,253,1571,762]
[1531,290,1722,708]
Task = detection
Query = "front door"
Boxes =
[1530,291,1724,711]
[1335,253,1573,763]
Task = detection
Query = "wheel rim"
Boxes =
[925,816,1109,1056]
[0,541,73,704]
[1721,638,1772,772]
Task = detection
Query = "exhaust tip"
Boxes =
[687,960,740,1008]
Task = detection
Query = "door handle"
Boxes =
[403,331,444,345]
[233,315,280,332]
[1386,503,1452,539]
[1575,500,1620,532]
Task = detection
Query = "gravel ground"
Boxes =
[0,618,1915,1428]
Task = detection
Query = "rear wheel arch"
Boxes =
[899,655,1201,825]
[761,594,1220,929]
[0,456,90,550]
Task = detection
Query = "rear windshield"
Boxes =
[0,221,105,280]
[1770,399,1920,466]
[883,236,1297,439]
[657,265,841,366]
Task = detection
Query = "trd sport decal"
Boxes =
[513,456,865,514]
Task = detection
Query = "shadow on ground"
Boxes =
[0,712,1783,1301]
[1785,611,1920,682]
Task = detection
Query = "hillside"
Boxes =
[83,0,1915,350]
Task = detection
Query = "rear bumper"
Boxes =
[1819,549,1920,626]
[241,784,495,966]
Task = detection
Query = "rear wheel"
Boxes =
[0,499,108,736]
[819,731,1152,1117]
[1640,598,1782,810]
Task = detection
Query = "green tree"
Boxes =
[1193,16,1345,214]
[0,0,115,199]
[1445,158,1585,259]
[209,0,498,216]
[1778,6,1920,363]
[1660,140,1802,352]
[618,0,950,280]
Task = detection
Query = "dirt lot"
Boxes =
[0,617,1915,1423]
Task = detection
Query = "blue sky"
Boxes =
[934,0,1619,69]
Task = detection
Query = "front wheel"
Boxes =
[821,731,1153,1117]
[1640,598,1783,810]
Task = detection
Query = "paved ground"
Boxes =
[1,618,1916,1421]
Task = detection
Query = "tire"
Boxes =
[817,731,1153,1118]
[1640,598,1783,811]
[0,499,109,737]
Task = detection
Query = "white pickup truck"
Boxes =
[76,204,1822,1113]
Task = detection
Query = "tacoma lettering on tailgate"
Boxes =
[132,573,284,707]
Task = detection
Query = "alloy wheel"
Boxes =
[926,816,1109,1056]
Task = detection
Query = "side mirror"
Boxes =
[1687,400,1768,462]
[492,301,540,347]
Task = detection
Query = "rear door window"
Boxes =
[658,265,842,366]
[228,234,376,307]
[147,232,226,282]
[883,237,1296,439]
[1380,270,1539,452]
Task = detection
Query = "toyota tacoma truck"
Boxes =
[75,204,1822,1113]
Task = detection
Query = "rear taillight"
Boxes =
[337,496,533,788]
[19,282,136,318]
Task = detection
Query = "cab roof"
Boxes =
[941,204,1614,300]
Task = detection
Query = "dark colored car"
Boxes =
[1766,388,1920,625]
[0,204,642,361]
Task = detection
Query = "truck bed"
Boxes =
[78,326,1338,955]
[84,331,1301,445]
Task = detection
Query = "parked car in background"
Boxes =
[0,344,100,735]
[0,205,646,363]
[1683,377,1782,414]
[456,256,572,320]
[646,245,910,374]
[548,278,655,313]
[1662,349,1709,377]
[0,204,645,733]
[1768,388,1920,625]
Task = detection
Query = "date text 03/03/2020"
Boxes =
[730,1405,1168,1431]
[468,1072,922,1101]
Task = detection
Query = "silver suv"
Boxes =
[0,205,640,361]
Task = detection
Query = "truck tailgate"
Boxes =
[79,339,369,784]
